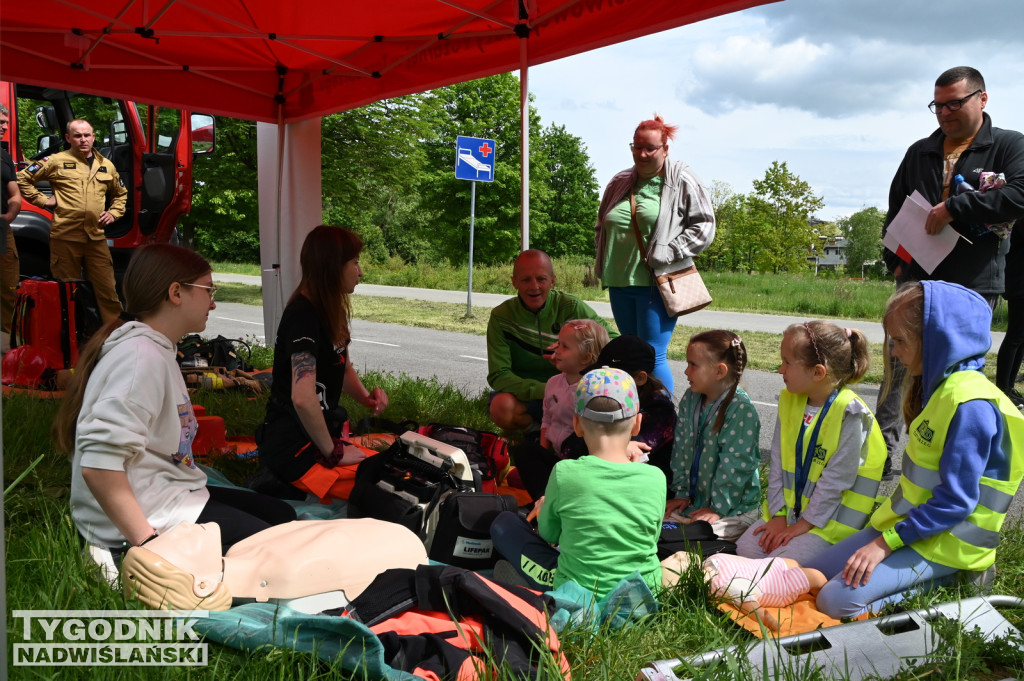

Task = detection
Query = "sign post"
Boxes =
[455,135,496,315]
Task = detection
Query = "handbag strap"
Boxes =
[629,168,665,272]
[629,188,652,271]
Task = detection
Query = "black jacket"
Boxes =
[882,114,1024,295]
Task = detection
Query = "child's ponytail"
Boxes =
[788,320,869,389]
[846,328,871,383]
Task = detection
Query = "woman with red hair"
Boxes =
[593,115,716,395]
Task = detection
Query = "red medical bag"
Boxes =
[11,279,98,371]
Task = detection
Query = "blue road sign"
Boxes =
[455,135,496,182]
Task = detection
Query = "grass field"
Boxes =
[212,283,999,386]
[211,259,1007,386]
[5,377,1024,680]
[211,258,1012,331]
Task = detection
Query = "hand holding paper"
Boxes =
[882,191,961,275]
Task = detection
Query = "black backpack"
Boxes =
[177,334,252,371]
[657,519,737,560]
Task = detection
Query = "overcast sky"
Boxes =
[526,0,1024,221]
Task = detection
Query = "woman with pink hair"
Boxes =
[593,114,716,395]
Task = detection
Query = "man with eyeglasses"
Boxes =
[18,118,127,324]
[877,66,1024,474]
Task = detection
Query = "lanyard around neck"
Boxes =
[793,389,838,519]
[688,390,729,500]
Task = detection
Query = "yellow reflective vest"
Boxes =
[871,371,1024,570]
[17,149,127,242]
[768,387,886,544]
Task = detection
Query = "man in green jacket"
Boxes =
[487,249,617,431]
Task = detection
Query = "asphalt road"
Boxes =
[208,275,1024,524]
[213,273,1008,348]
[204,298,876,452]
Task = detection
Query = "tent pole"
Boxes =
[0,346,6,673]
[274,104,286,318]
[519,33,529,251]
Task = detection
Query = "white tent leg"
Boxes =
[519,36,529,251]
[256,117,323,342]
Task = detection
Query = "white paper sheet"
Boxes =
[882,191,960,274]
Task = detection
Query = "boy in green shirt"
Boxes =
[491,367,666,595]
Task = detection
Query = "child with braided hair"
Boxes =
[666,330,762,542]
[736,321,886,565]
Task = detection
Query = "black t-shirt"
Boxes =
[260,294,348,480]
[1,150,15,214]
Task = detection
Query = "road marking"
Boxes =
[352,339,400,347]
[460,355,487,361]
[751,400,778,409]
[213,315,263,325]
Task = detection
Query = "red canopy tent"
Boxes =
[1,0,777,326]
[1,2,779,667]
[1,0,777,334]
[1,0,773,123]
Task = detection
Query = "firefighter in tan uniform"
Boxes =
[17,118,127,323]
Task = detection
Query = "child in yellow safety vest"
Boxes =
[735,320,886,566]
[807,281,1024,617]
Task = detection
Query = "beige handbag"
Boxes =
[629,190,712,317]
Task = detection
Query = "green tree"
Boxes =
[321,95,433,263]
[724,194,762,272]
[186,98,434,265]
[838,206,886,276]
[183,116,261,262]
[419,73,550,266]
[533,124,600,260]
[748,161,825,273]
[700,181,735,271]
[182,75,599,267]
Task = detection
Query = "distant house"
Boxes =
[808,235,848,272]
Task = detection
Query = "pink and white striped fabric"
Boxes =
[704,554,811,607]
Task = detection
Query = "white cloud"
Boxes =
[527,0,1024,221]
[685,0,1024,119]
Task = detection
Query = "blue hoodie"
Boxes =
[895,281,1010,547]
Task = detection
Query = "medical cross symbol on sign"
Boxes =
[455,135,496,182]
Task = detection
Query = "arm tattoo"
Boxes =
[291,351,317,382]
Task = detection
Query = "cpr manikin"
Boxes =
[120,519,428,614]
[660,552,827,632]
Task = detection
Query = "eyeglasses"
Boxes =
[629,143,666,154]
[928,89,982,114]
[183,282,218,300]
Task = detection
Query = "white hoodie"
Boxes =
[70,322,209,547]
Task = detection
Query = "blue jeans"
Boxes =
[805,527,960,618]
[608,285,677,394]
